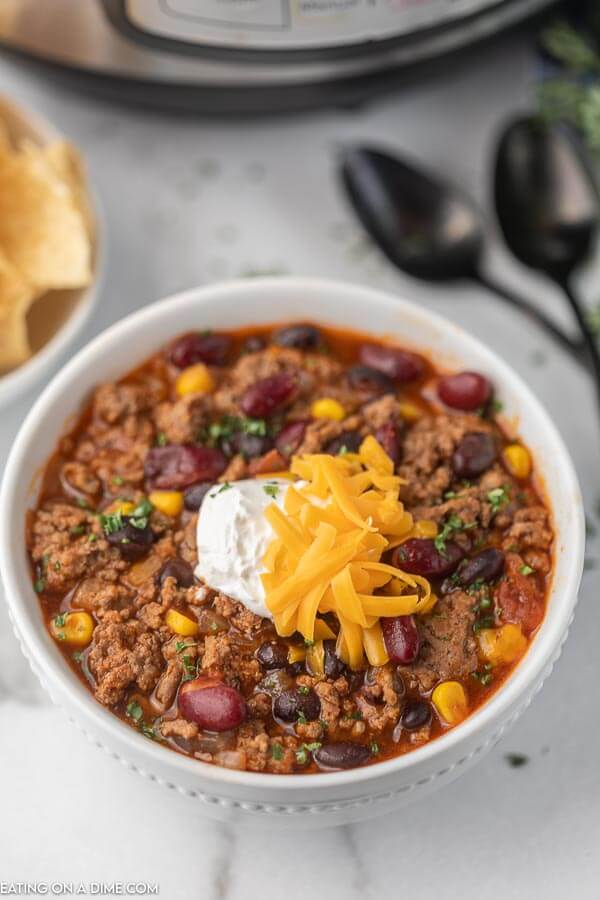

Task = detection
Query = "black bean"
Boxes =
[273,324,323,350]
[256,641,289,671]
[452,432,497,479]
[323,640,346,679]
[314,742,371,771]
[234,432,273,460]
[183,482,213,511]
[400,700,432,731]
[347,365,394,395]
[106,521,154,561]
[160,557,195,588]
[455,548,505,587]
[324,431,362,456]
[273,688,321,723]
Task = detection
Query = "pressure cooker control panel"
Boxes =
[125,0,508,49]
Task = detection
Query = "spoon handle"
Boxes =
[475,271,586,369]
[559,278,600,398]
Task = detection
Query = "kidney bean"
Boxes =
[324,430,362,456]
[314,742,371,770]
[256,641,289,671]
[324,640,347,679]
[170,332,231,368]
[183,482,213,511]
[347,365,394,395]
[400,700,432,731]
[374,420,402,465]
[438,371,492,411]
[275,420,309,457]
[145,445,227,490]
[273,688,321,723]
[393,538,464,578]
[273,324,322,350]
[179,677,246,732]
[159,557,195,588]
[381,615,420,664]
[452,432,497,479]
[359,343,424,384]
[242,335,266,354]
[106,521,154,562]
[456,548,505,586]
[239,372,296,419]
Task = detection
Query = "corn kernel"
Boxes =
[51,611,95,648]
[477,624,527,665]
[175,363,215,396]
[149,490,184,517]
[311,398,345,421]
[503,444,531,480]
[412,519,438,539]
[399,401,422,422]
[166,608,199,637]
[432,681,469,726]
[288,645,307,664]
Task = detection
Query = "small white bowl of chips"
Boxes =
[0,96,100,408]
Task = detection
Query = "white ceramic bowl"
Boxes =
[0,278,584,829]
[0,96,102,409]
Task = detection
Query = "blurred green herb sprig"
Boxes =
[538,17,600,155]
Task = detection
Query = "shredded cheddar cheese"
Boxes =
[261,436,434,669]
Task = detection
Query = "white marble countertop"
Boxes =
[1,33,600,898]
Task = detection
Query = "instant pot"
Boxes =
[0,0,558,113]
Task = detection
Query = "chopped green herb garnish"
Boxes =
[505,752,529,768]
[53,612,68,627]
[175,639,196,654]
[487,486,510,514]
[337,445,349,456]
[434,515,475,555]
[88,533,98,543]
[182,654,198,681]
[140,722,157,740]
[129,498,153,530]
[53,561,61,572]
[271,743,284,761]
[303,638,314,648]
[443,490,458,500]
[112,475,124,486]
[210,482,232,498]
[295,742,321,765]
[126,700,143,722]
[208,415,268,444]
[297,685,310,696]
[520,564,535,576]
[34,578,45,593]
[76,497,89,509]
[70,524,86,536]
[156,432,168,447]
[471,665,494,686]
[370,741,380,755]
[99,510,124,535]
[263,483,280,499]
[490,399,504,414]
[473,615,496,633]
[73,650,84,663]
[296,711,308,725]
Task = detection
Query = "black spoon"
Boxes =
[494,116,600,402]
[341,146,583,366]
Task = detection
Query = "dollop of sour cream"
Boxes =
[195,479,290,618]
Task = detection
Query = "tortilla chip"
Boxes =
[0,142,91,291]
[42,140,95,239]
[0,249,36,371]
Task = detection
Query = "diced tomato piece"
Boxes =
[497,553,545,635]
